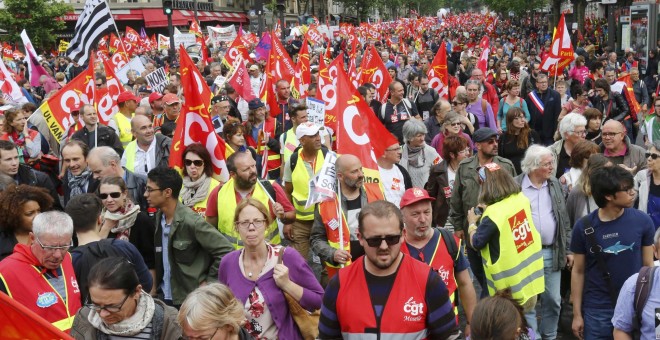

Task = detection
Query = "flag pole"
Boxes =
[336,172,344,268]
[553,60,559,87]
[106,0,135,74]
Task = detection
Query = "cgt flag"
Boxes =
[427,41,449,99]
[357,45,392,104]
[170,45,230,182]
[227,56,256,101]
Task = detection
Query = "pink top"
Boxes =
[568,65,589,85]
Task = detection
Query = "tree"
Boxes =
[480,0,547,17]
[0,0,72,49]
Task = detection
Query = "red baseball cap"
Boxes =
[163,93,181,105]
[399,188,435,209]
[116,91,139,104]
[148,92,164,104]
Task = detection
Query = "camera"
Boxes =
[473,207,483,216]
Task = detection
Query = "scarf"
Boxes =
[88,291,155,336]
[407,144,425,168]
[104,201,140,241]
[8,131,28,163]
[67,169,91,199]
[180,174,211,207]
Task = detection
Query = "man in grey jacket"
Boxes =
[517,145,572,339]
[600,120,646,175]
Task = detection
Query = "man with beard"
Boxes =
[310,154,384,280]
[121,115,171,177]
[318,200,460,339]
[399,188,476,337]
[449,128,516,298]
[149,92,164,124]
[205,151,295,249]
[61,139,98,207]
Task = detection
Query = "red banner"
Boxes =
[358,45,392,104]
[227,58,256,101]
[291,40,310,99]
[170,45,230,182]
[96,59,124,125]
[222,29,250,71]
[124,27,141,57]
[428,41,449,99]
[268,31,296,85]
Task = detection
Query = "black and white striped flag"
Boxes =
[66,0,115,65]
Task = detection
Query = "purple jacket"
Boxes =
[218,247,323,340]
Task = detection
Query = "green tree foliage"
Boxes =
[480,0,547,16]
[0,0,72,49]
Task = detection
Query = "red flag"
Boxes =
[124,27,141,56]
[170,44,230,182]
[540,14,575,74]
[268,31,296,84]
[427,41,449,99]
[222,29,250,71]
[108,42,130,75]
[2,43,13,60]
[358,45,392,104]
[306,25,324,45]
[347,57,359,91]
[109,33,121,54]
[333,66,398,182]
[38,57,94,141]
[260,48,281,118]
[0,292,73,339]
[96,58,125,125]
[291,40,310,99]
[190,20,208,65]
[619,74,642,120]
[227,58,256,101]
[319,53,344,134]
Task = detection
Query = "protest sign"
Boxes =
[146,67,168,94]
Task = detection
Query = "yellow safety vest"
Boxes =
[114,112,134,147]
[179,177,220,216]
[123,141,138,173]
[216,178,280,249]
[290,148,324,221]
[282,128,299,166]
[481,192,545,304]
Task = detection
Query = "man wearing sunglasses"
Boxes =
[0,211,81,333]
[121,115,171,177]
[319,200,460,339]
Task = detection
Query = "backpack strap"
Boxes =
[579,215,618,306]
[633,266,657,334]
[437,227,458,261]
[290,146,328,172]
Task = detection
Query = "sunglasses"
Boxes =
[451,101,464,105]
[95,83,103,87]
[363,234,401,247]
[646,152,660,160]
[184,159,204,167]
[99,192,121,199]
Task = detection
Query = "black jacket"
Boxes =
[590,91,630,122]
[425,161,451,227]
[525,88,561,145]
[15,164,62,210]
[62,173,99,207]
[123,168,149,211]
[71,124,124,156]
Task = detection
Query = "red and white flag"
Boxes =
[222,29,250,72]
[291,39,310,99]
[95,58,125,125]
[358,45,392,104]
[540,13,575,74]
[227,57,256,101]
[0,60,28,104]
[477,36,490,75]
[427,41,449,99]
[170,44,230,182]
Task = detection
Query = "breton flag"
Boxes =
[66,0,115,65]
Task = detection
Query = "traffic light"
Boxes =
[276,0,285,11]
[163,0,173,15]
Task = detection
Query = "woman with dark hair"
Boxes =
[496,80,530,131]
[426,135,471,229]
[583,108,603,144]
[17,78,38,104]
[467,163,544,333]
[98,176,155,272]
[559,86,591,120]
[180,143,220,216]
[470,288,533,340]
[498,107,540,174]
[219,198,323,339]
[71,257,182,339]
[223,119,258,162]
[0,185,53,261]
[591,78,629,127]
[0,108,42,165]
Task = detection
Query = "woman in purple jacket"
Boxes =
[218,198,323,339]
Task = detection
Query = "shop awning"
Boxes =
[142,8,189,28]
[179,10,248,23]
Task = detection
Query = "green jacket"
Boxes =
[448,155,516,234]
[154,201,233,305]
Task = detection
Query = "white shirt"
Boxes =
[121,138,157,176]
[378,165,406,207]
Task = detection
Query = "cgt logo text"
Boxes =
[403,297,424,321]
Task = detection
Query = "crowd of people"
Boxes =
[1,12,660,340]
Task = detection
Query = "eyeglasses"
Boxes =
[182,328,220,340]
[602,131,623,138]
[618,188,638,196]
[571,130,587,136]
[539,161,554,169]
[448,122,462,127]
[646,152,660,160]
[184,159,204,167]
[35,235,73,253]
[235,219,268,230]
[99,192,122,200]
[95,83,103,87]
[451,101,464,106]
[363,234,402,247]
[145,187,164,194]
[85,294,130,313]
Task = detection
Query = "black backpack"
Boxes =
[437,227,459,261]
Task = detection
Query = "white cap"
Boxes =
[296,122,321,140]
